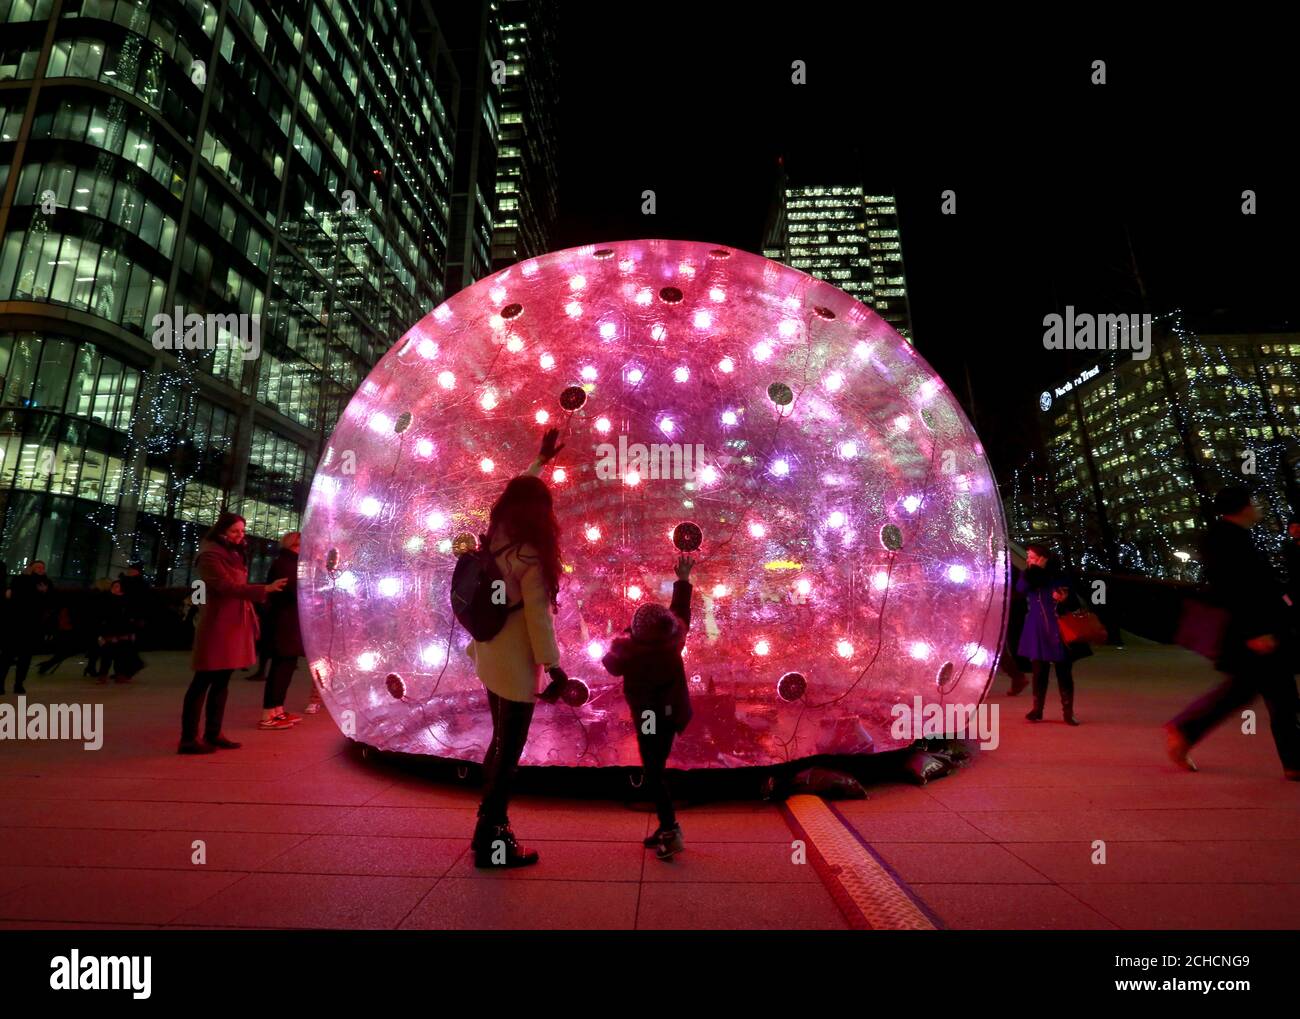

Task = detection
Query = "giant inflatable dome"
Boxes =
[299,240,1008,767]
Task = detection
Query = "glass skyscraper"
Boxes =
[0,0,461,584]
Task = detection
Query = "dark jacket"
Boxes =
[1016,566,1080,662]
[98,593,137,642]
[601,581,693,734]
[2,572,54,647]
[1203,518,1292,673]
[264,548,303,658]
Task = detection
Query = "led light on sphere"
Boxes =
[300,240,1009,767]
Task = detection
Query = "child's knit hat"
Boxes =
[630,602,685,644]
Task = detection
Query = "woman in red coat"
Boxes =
[179,512,287,754]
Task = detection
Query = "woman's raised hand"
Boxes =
[266,577,289,593]
[675,554,696,581]
[539,427,565,463]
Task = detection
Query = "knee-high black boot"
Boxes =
[1026,663,1048,721]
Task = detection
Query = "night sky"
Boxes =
[553,12,1296,480]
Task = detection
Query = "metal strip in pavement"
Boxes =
[781,794,940,931]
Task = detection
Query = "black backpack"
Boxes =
[450,535,523,641]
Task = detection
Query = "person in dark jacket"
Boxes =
[1016,543,1083,725]
[1167,487,1300,778]
[1,561,54,695]
[96,580,144,683]
[259,532,304,730]
[601,554,695,860]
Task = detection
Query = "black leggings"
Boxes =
[181,669,234,742]
[636,718,677,829]
[264,656,298,709]
[479,690,535,825]
[1030,658,1075,709]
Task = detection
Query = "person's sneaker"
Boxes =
[275,711,302,724]
[1165,726,1197,772]
[257,717,294,731]
[644,826,671,849]
[178,740,216,755]
[304,701,322,714]
[654,824,684,861]
[207,734,242,749]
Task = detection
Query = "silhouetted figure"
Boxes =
[259,532,304,730]
[1018,544,1083,725]
[1167,488,1300,778]
[1,561,54,695]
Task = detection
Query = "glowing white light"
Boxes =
[854,341,872,360]
[565,301,582,317]
[770,459,790,477]
[699,465,718,485]
[359,497,382,517]
[599,322,617,340]
[712,584,729,598]
[569,274,586,291]
[872,571,889,592]
[825,371,844,392]
[796,579,812,596]
[659,417,675,435]
[673,366,690,383]
[635,288,653,306]
[963,643,989,666]
[426,511,446,529]
[437,370,455,389]
[506,336,524,353]
[417,339,438,358]
[778,319,798,337]
[895,414,912,432]
[490,286,507,303]
[903,495,923,514]
[378,577,401,597]
[437,538,452,553]
[581,365,598,381]
[356,652,379,671]
[650,323,667,342]
[480,391,498,410]
[919,379,939,401]
[405,536,425,553]
[585,525,601,542]
[416,438,435,457]
[369,412,393,434]
[420,644,448,666]
[627,367,644,383]
[752,341,773,361]
[539,353,555,370]
[626,585,642,600]
[551,467,567,483]
[947,564,969,584]
[694,310,712,329]
[587,641,603,659]
[336,571,358,593]
[749,522,766,539]
[709,286,725,302]
[836,640,855,659]
[480,458,495,473]
[839,441,858,459]
[721,410,738,426]
[754,640,771,656]
[595,417,612,433]
[718,356,735,373]
[625,471,641,487]
[535,409,550,424]
[910,641,932,661]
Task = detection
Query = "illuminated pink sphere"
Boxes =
[300,240,1008,767]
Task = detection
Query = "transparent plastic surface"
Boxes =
[300,240,1008,767]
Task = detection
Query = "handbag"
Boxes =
[1058,608,1107,646]
[1173,597,1229,660]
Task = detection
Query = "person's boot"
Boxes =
[1008,674,1029,696]
[654,823,684,861]
[178,739,216,755]
[1164,725,1197,772]
[206,733,242,749]
[1025,669,1046,721]
[474,824,539,868]
[1061,694,1080,726]
[644,825,671,848]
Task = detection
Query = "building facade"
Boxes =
[764,179,913,340]
[1037,315,1300,579]
[0,0,460,584]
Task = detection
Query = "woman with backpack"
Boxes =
[465,428,567,869]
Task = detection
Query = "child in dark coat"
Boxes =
[601,554,695,860]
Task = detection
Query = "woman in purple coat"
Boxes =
[1017,543,1082,725]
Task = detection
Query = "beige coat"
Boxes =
[466,540,561,703]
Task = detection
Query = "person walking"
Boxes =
[258,532,304,730]
[467,428,567,868]
[1,561,54,696]
[178,513,287,754]
[1166,487,1300,779]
